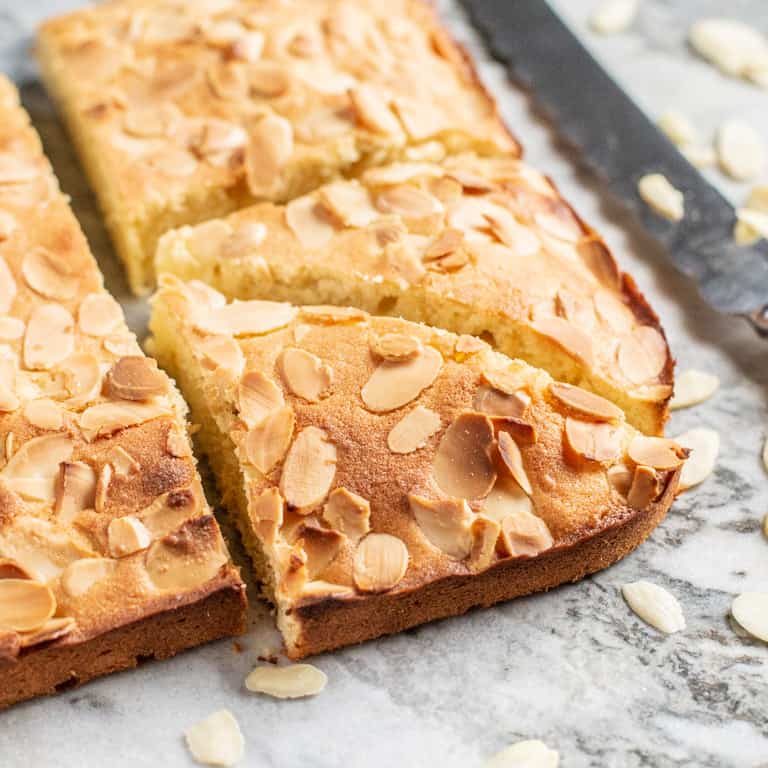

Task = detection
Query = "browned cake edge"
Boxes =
[0,582,246,711]
[287,471,678,658]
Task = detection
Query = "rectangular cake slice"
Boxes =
[36,0,514,294]
[150,276,685,659]
[155,154,673,435]
[0,76,246,710]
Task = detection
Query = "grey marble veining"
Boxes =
[0,2,767,766]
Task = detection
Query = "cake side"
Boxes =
[155,154,673,435]
[0,75,246,709]
[150,277,685,659]
[36,0,516,294]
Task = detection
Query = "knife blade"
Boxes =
[461,0,768,337]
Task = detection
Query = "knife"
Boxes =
[461,0,768,337]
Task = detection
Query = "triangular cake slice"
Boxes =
[151,276,686,659]
[155,154,673,435]
[0,76,245,710]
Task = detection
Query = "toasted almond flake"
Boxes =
[79,401,171,442]
[353,532,409,592]
[322,487,371,541]
[484,209,540,256]
[108,516,152,557]
[138,488,199,539]
[628,435,688,470]
[318,181,379,228]
[279,348,333,402]
[248,486,284,543]
[387,405,441,454]
[61,557,116,598]
[408,494,473,559]
[245,664,327,699]
[147,147,198,177]
[246,60,291,97]
[530,315,593,367]
[689,18,768,79]
[245,406,295,474]
[21,247,79,301]
[370,333,422,361]
[657,111,697,147]
[549,382,623,423]
[1,434,74,501]
[237,371,285,427]
[245,114,294,195]
[638,173,684,221]
[0,210,16,240]
[193,119,248,158]
[23,398,64,431]
[280,426,336,510]
[717,118,766,180]
[301,580,355,600]
[423,228,464,261]
[497,431,533,495]
[362,162,442,186]
[0,316,24,340]
[77,293,123,337]
[24,304,75,370]
[589,0,638,34]
[484,739,560,768]
[194,300,296,337]
[433,412,496,499]
[361,345,442,412]
[295,521,344,578]
[0,258,16,314]
[275,541,308,598]
[59,352,102,406]
[223,222,268,260]
[607,463,633,498]
[0,579,56,632]
[674,428,719,491]
[627,465,660,509]
[565,418,621,463]
[185,709,244,768]
[669,370,720,409]
[681,143,717,169]
[103,334,142,357]
[731,593,768,641]
[622,580,685,633]
[376,186,443,218]
[198,335,245,376]
[482,475,534,522]
[467,515,500,572]
[300,307,368,327]
[617,326,667,384]
[123,105,176,137]
[106,356,168,401]
[499,510,553,558]
[19,616,76,648]
[53,461,96,524]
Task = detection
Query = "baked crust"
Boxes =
[150,277,684,659]
[36,0,515,293]
[155,154,672,435]
[0,75,245,709]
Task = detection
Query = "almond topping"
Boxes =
[322,487,371,541]
[198,335,245,376]
[484,210,540,256]
[622,581,686,634]
[106,446,140,476]
[59,352,102,406]
[549,382,623,423]
[433,412,496,500]
[24,304,75,370]
[280,348,333,402]
[353,533,409,592]
[361,345,442,412]
[485,739,560,768]
[497,431,533,495]
[21,247,79,300]
[95,463,112,513]
[245,114,294,195]
[245,664,327,699]
[481,366,528,396]
[248,486,284,543]
[54,461,96,524]
[376,185,443,218]
[370,333,422,361]
[106,356,168,401]
[248,61,291,97]
[237,371,285,427]
[717,118,766,181]
[628,435,687,470]
[138,488,200,539]
[79,402,171,441]
[0,579,56,632]
[387,405,441,454]
[61,558,116,597]
[638,173,685,221]
[467,515,501,572]
[350,85,400,134]
[19,616,76,649]
[166,429,190,458]
[23,398,64,431]
[1,434,74,501]
[0,316,24,340]
[617,326,667,384]
[565,418,622,463]
[108,516,152,557]
[194,300,296,337]
[669,369,720,410]
[300,305,367,324]
[423,228,464,261]
[295,521,344,579]
[245,406,295,474]
[285,195,337,249]
[530,315,594,367]
[184,709,244,768]
[673,428,719,491]
[318,182,379,228]
[0,210,16,241]
[474,386,530,419]
[482,475,534,522]
[280,426,337,510]
[408,494,473,559]
[607,463,633,498]
[78,293,123,337]
[499,510,554,558]
[626,465,659,509]
[0,258,16,314]
[731,593,768,642]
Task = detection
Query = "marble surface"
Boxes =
[1,1,767,766]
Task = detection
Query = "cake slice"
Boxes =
[0,76,245,710]
[150,276,686,659]
[36,0,514,294]
[155,154,673,435]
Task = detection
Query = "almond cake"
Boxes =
[150,276,686,658]
[155,154,673,435]
[36,0,514,294]
[0,76,246,710]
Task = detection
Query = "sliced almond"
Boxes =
[565,418,621,463]
[318,182,379,228]
[669,370,719,410]
[617,326,667,384]
[23,398,64,431]
[622,580,686,633]
[79,402,171,441]
[166,429,191,458]
[295,521,344,579]
[353,533,409,592]
[193,300,296,336]
[54,461,97,524]
[549,382,623,423]
[247,486,284,543]
[61,557,116,597]
[467,515,500,572]
[24,304,75,370]
[245,114,294,195]
[607,463,633,498]
[376,186,443,218]
[387,405,441,454]
[497,431,533,495]
[322,487,371,541]
[0,579,56,632]
[279,348,333,402]
[77,293,123,337]
[627,465,660,509]
[245,664,327,699]
[657,110,697,147]
[674,428,719,491]
[361,345,442,413]
[198,335,245,376]
[483,209,539,256]
[530,315,593,367]
[370,333,423,362]
[19,616,76,648]
[423,228,464,261]
[484,740,560,768]
[59,352,102,407]
[285,195,337,249]
[638,173,685,221]
[482,475,534,523]
[433,412,496,500]
[589,0,638,34]
[717,118,766,180]
[731,593,768,642]
[244,406,295,474]
[350,85,400,134]
[628,435,687,470]
[108,516,152,558]
[237,371,285,427]
[408,494,473,559]
[139,488,200,539]
[22,247,79,300]
[107,446,140,477]
[280,426,337,510]
[184,709,244,768]
[106,356,168,401]
[92,463,109,512]
[689,18,768,79]
[0,210,17,241]
[474,386,531,420]
[499,510,554,558]
[1,434,74,501]
[0,316,24,340]
[248,61,291,97]
[0,257,16,314]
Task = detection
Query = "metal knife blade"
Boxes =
[461,0,768,337]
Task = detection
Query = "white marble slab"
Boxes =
[0,1,767,766]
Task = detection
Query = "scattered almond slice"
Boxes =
[285,195,337,249]
[734,207,768,245]
[674,428,719,491]
[322,487,370,541]
[484,739,560,768]
[717,118,766,180]
[237,371,284,427]
[108,516,152,557]
[549,382,622,423]
[565,418,622,463]
[669,370,720,410]
[24,303,75,369]
[353,532,409,592]
[279,348,333,402]
[617,326,668,384]
[61,557,116,597]
[184,709,244,767]
[387,405,441,454]
[106,356,168,401]
[499,510,553,558]
[638,174,684,222]
[689,18,768,81]
[279,426,336,509]
[245,663,327,699]
[0,579,56,632]
[194,300,296,337]
[680,143,716,169]
[657,111,697,147]
[731,592,768,642]
[361,345,442,412]
[497,431,532,496]
[245,406,295,475]
[589,0,638,35]
[628,435,688,470]
[627,465,659,509]
[621,580,686,634]
[408,494,473,559]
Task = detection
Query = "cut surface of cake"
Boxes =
[155,153,673,435]
[151,276,686,659]
[36,0,514,294]
[0,76,245,710]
